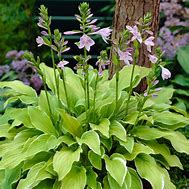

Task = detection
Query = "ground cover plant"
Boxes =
[0,2,189,189]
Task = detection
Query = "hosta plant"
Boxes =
[0,3,189,189]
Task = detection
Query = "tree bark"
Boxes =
[109,0,160,78]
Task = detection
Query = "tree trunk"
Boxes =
[109,0,160,78]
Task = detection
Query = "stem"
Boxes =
[125,50,138,116]
[48,28,60,100]
[84,48,90,110]
[93,72,99,110]
[61,70,70,111]
[42,76,54,125]
[115,69,119,112]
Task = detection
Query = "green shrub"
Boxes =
[0,3,189,189]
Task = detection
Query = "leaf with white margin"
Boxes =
[104,153,127,187]
[109,120,127,142]
[53,147,82,181]
[135,154,165,189]
[128,168,143,189]
[79,130,101,155]
[61,165,86,189]
[90,118,110,138]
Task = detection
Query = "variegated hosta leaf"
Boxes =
[61,165,86,189]
[28,107,57,136]
[90,118,110,138]
[53,147,82,181]
[133,127,189,154]
[78,130,101,155]
[152,111,189,130]
[17,162,52,189]
[104,153,127,187]
[88,150,102,170]
[0,134,61,170]
[58,109,82,137]
[135,154,165,189]
[109,120,127,142]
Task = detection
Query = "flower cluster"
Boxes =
[64,2,112,52]
[36,5,70,68]
[116,21,171,81]
[0,50,43,91]
[157,0,189,58]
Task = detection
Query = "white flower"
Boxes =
[160,66,171,80]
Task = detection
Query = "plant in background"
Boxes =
[0,3,189,189]
[0,0,37,64]
[157,0,189,59]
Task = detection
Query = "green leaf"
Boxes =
[1,164,22,189]
[38,91,59,123]
[53,148,81,181]
[177,45,189,74]
[144,140,183,169]
[135,154,164,189]
[134,127,189,154]
[25,134,60,157]
[53,147,82,181]
[124,143,154,161]
[129,168,143,189]
[90,118,110,138]
[104,153,127,186]
[80,131,101,155]
[58,109,81,137]
[110,65,150,91]
[0,80,37,97]
[11,108,32,128]
[61,165,86,189]
[119,137,134,153]
[158,167,176,189]
[86,167,98,189]
[28,107,57,136]
[88,150,102,170]
[165,131,189,154]
[133,127,169,140]
[110,121,127,142]
[151,87,174,105]
[17,162,52,189]
[172,74,189,87]
[153,111,189,130]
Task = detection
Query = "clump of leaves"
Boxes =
[0,3,189,189]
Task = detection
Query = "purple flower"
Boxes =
[144,36,155,52]
[16,50,25,59]
[160,66,171,80]
[41,31,48,36]
[96,60,110,76]
[30,75,43,91]
[11,60,27,71]
[92,27,112,43]
[118,48,133,66]
[148,54,158,64]
[6,50,18,59]
[126,25,142,43]
[36,36,45,47]
[57,60,69,70]
[78,34,95,52]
